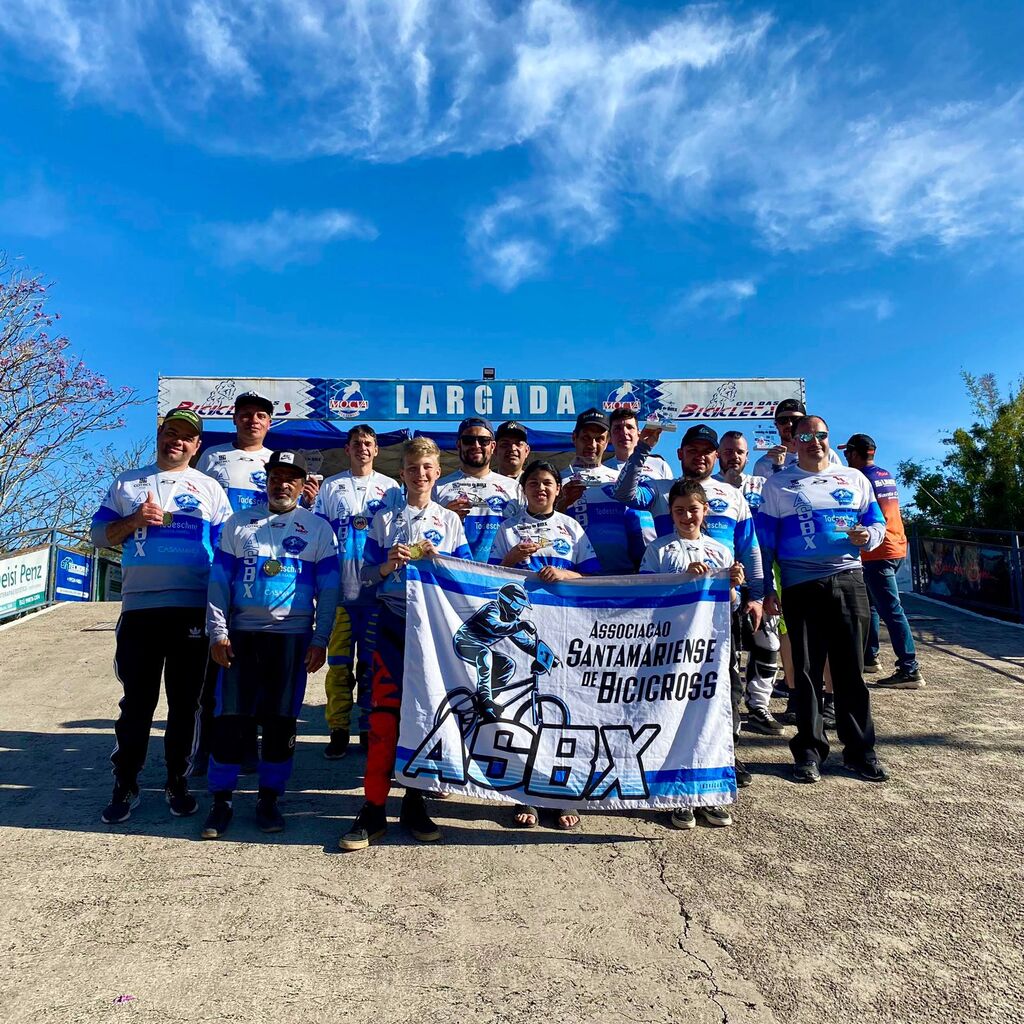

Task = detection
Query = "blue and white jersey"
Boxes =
[489,508,601,575]
[196,443,274,513]
[614,445,764,600]
[206,503,339,646]
[559,462,647,575]
[756,465,886,590]
[91,465,232,612]
[751,446,841,480]
[640,534,733,575]
[361,501,472,617]
[714,472,767,515]
[433,471,517,564]
[605,452,673,546]
[314,470,401,604]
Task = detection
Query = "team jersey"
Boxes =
[90,465,232,611]
[559,462,648,574]
[361,501,472,616]
[751,446,841,480]
[714,472,767,514]
[605,451,672,546]
[756,465,886,589]
[206,503,339,646]
[858,464,908,562]
[640,534,733,575]
[614,445,764,600]
[314,470,401,604]
[196,443,274,513]
[489,508,601,575]
[433,471,517,563]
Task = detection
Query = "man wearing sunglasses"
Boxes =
[752,398,841,479]
[757,416,889,785]
[434,417,517,563]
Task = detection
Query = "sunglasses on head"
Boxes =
[460,435,493,446]
[797,431,828,442]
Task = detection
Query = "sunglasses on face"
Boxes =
[460,436,494,447]
[797,431,829,442]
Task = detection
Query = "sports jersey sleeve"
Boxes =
[206,520,240,643]
[208,483,232,549]
[574,531,601,575]
[857,487,887,552]
[489,523,514,566]
[754,483,781,596]
[448,516,472,561]
[90,478,125,548]
[359,513,389,591]
[733,499,765,601]
[612,444,658,511]
[639,544,660,574]
[310,526,340,647]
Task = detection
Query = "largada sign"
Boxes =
[158,377,805,423]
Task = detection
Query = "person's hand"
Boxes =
[743,598,763,633]
[763,593,781,617]
[504,540,540,565]
[301,476,321,508]
[767,444,788,467]
[210,637,234,668]
[416,538,438,560]
[519,620,537,635]
[557,481,586,510]
[446,496,473,520]
[847,526,870,547]
[537,565,571,583]
[134,491,164,528]
[305,644,327,672]
[730,562,746,587]
[382,543,411,576]
[685,561,710,577]
[639,426,663,447]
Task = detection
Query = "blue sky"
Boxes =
[2,0,1023,484]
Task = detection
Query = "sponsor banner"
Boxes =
[55,547,92,602]
[159,377,804,423]
[395,556,736,810]
[921,538,1016,617]
[0,546,50,617]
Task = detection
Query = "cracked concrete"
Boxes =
[1,596,1023,1023]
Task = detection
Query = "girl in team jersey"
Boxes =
[490,460,601,580]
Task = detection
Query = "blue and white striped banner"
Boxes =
[396,556,736,810]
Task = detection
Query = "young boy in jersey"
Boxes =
[339,437,471,851]
[641,479,744,832]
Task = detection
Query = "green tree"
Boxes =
[898,372,1024,531]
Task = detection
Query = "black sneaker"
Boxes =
[776,696,799,725]
[821,698,836,731]
[843,757,890,783]
[745,704,785,736]
[324,729,351,760]
[339,801,388,851]
[863,659,880,675]
[734,758,753,788]
[101,781,140,824]
[400,790,441,842]
[255,795,285,833]
[165,778,198,817]
[771,680,790,700]
[875,669,925,690]
[670,806,696,830]
[793,759,821,784]
[695,805,733,828]
[201,797,234,839]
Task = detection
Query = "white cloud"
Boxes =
[681,278,758,318]
[196,208,378,268]
[843,294,895,321]
[2,2,1024,285]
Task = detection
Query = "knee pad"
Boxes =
[260,717,297,763]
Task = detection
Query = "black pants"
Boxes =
[111,606,208,786]
[729,608,744,740]
[782,570,876,765]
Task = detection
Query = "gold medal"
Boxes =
[263,558,283,577]
[353,515,368,531]
[407,542,425,559]
[162,511,173,526]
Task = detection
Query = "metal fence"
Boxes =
[908,523,1024,624]
[0,529,122,623]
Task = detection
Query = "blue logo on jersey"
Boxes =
[484,495,509,514]
[282,536,308,554]
[602,381,642,413]
[707,498,729,514]
[250,470,267,488]
[831,488,855,507]
[174,494,201,512]
[424,529,443,545]
[552,538,571,556]
[746,493,763,512]
[327,380,370,419]
[366,498,385,514]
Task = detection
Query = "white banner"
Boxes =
[0,546,51,617]
[396,557,737,810]
[158,377,316,419]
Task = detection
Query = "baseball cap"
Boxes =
[496,420,529,442]
[457,417,494,438]
[234,391,274,416]
[681,424,719,448]
[162,407,203,435]
[574,408,610,433]
[266,450,308,477]
[840,433,876,453]
[774,398,806,419]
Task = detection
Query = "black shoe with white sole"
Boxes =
[842,758,890,783]
[255,795,285,833]
[339,801,388,851]
[745,704,785,736]
[101,782,140,824]
[734,758,753,788]
[165,778,198,817]
[201,796,234,839]
[400,790,441,842]
[793,760,822,784]
[875,669,925,690]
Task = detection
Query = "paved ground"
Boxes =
[1,596,1022,1024]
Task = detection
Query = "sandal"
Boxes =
[553,808,581,832]
[512,804,539,828]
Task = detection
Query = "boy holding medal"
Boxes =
[339,437,471,851]
[201,450,339,838]
[91,407,232,824]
